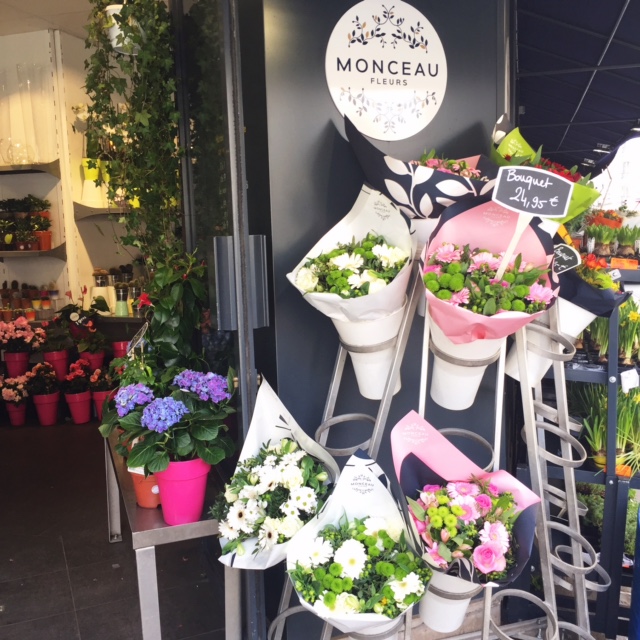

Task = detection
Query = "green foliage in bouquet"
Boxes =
[289,515,430,619]
[294,233,409,299]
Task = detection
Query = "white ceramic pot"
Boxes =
[331,302,405,400]
[347,614,403,639]
[429,318,504,411]
[105,4,142,55]
[419,571,482,633]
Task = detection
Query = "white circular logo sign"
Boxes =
[325,1,448,141]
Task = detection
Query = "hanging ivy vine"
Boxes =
[84,0,184,266]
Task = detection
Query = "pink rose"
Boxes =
[472,542,506,575]
[475,493,493,515]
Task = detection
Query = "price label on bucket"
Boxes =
[553,244,581,275]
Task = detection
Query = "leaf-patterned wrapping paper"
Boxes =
[345,116,498,220]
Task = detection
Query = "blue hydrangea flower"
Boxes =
[141,397,189,433]
[114,383,155,417]
[173,370,231,403]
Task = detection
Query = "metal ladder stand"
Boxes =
[417,299,605,639]
[268,261,424,640]
[513,303,610,639]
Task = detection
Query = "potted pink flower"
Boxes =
[1,372,33,426]
[0,316,46,377]
[61,359,93,424]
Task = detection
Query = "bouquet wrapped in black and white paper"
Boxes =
[287,185,413,399]
[211,379,339,570]
[287,452,431,639]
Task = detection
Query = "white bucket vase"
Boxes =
[331,302,405,400]
[504,298,594,385]
[105,4,143,55]
[347,615,403,639]
[429,318,503,411]
[419,571,482,633]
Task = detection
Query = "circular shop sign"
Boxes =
[325,1,448,141]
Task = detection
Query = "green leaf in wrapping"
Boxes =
[438,542,452,563]
[407,496,426,521]
[483,298,497,316]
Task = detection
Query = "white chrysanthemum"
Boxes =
[372,243,408,268]
[279,500,300,518]
[389,571,424,605]
[257,464,278,482]
[334,592,361,614]
[218,520,240,540]
[295,266,319,292]
[238,484,260,501]
[333,539,367,579]
[289,486,318,513]
[330,252,364,272]
[258,518,279,550]
[277,515,304,539]
[307,537,334,567]
[262,455,278,467]
[280,464,304,490]
[243,499,265,526]
[281,450,306,465]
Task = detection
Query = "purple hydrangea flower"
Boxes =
[141,397,189,433]
[114,383,155,417]
[173,370,231,403]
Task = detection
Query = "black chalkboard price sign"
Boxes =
[553,243,581,275]
[493,166,574,218]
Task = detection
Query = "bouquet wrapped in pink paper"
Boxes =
[391,411,540,633]
[422,197,556,410]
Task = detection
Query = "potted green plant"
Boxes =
[30,215,52,251]
[585,224,617,257]
[40,315,73,381]
[0,219,14,250]
[13,218,37,250]
[616,225,640,258]
[24,194,52,218]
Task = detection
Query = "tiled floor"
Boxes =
[0,416,226,640]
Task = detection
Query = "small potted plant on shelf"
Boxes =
[0,219,14,250]
[30,215,52,251]
[13,218,37,250]
[26,362,60,426]
[24,194,52,218]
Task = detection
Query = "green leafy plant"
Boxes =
[84,0,184,266]
[586,224,617,245]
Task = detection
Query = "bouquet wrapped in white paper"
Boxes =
[287,452,430,638]
[211,379,339,570]
[287,185,413,400]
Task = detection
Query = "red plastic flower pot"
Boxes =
[4,351,30,377]
[130,471,162,509]
[6,402,27,427]
[65,391,92,425]
[33,391,60,426]
[43,350,69,383]
[84,351,105,372]
[112,341,129,358]
[91,389,114,422]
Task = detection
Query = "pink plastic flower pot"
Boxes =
[6,402,27,427]
[84,351,105,372]
[154,459,211,525]
[92,389,114,422]
[4,351,30,377]
[33,391,60,426]
[65,391,92,425]
[112,341,129,358]
[43,350,69,382]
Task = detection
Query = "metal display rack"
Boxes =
[267,266,609,639]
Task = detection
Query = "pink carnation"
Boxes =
[472,542,506,575]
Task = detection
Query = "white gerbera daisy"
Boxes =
[333,538,367,580]
[372,243,408,268]
[257,518,279,550]
[330,251,364,272]
[289,486,318,513]
[307,536,334,567]
[218,520,240,540]
[226,501,249,530]
[347,273,363,289]
[389,571,424,605]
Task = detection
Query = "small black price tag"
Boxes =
[553,243,581,275]
[493,166,574,218]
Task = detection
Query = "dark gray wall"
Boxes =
[245,0,508,465]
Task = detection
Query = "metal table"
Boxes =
[105,431,241,640]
